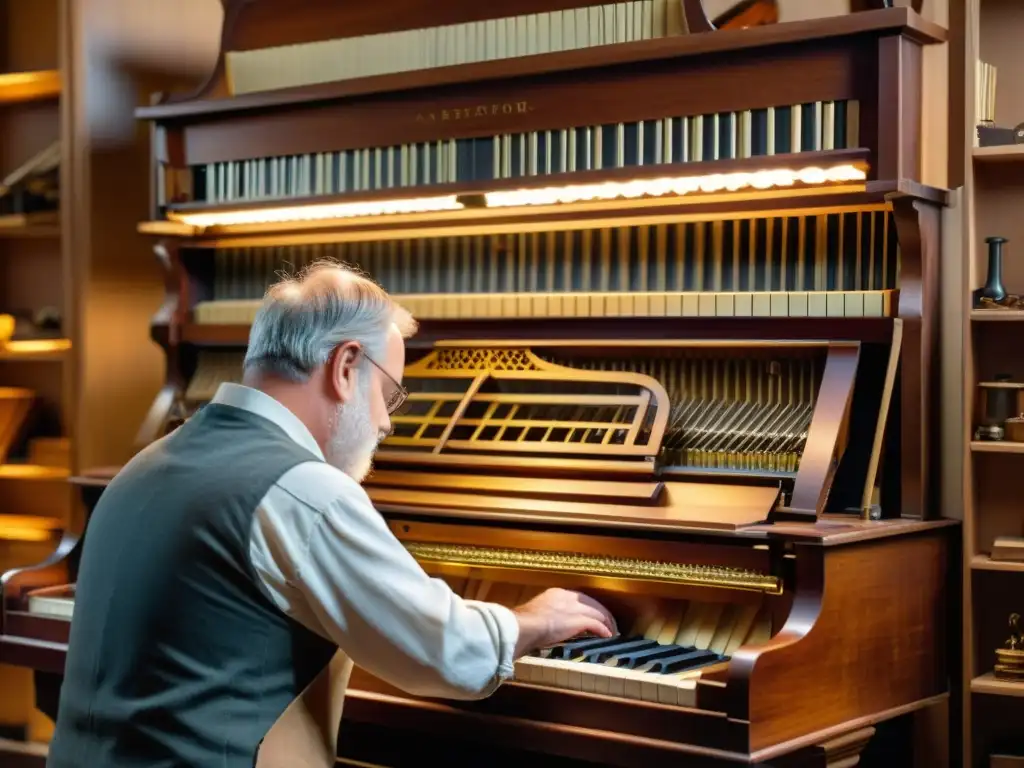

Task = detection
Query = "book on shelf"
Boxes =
[975,59,997,146]
[991,536,1024,563]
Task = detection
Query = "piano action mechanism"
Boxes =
[2,0,956,765]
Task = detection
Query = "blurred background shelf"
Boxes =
[0,70,59,105]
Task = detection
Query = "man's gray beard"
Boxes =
[326,379,381,482]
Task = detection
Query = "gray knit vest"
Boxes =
[47,403,337,768]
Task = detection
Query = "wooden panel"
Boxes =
[367,479,778,531]
[137,8,945,120]
[367,471,664,503]
[178,43,865,166]
[225,0,636,52]
[739,529,950,752]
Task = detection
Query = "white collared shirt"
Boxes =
[210,382,519,699]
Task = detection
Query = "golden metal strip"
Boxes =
[404,541,782,595]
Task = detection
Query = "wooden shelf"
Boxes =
[0,465,69,482]
[971,310,1024,322]
[0,212,60,239]
[970,441,1024,454]
[0,70,61,105]
[972,555,1024,573]
[972,672,1024,698]
[973,144,1024,163]
[0,513,61,543]
[0,339,71,361]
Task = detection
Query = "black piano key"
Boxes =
[647,648,720,674]
[602,124,617,169]
[835,100,848,148]
[722,219,736,291]
[547,635,629,660]
[394,147,405,188]
[510,135,523,178]
[827,213,840,290]
[642,120,657,165]
[738,218,752,292]
[581,638,658,664]
[614,643,686,669]
[802,215,816,290]
[671,118,688,164]
[475,137,492,183]
[752,108,768,157]
[194,166,207,202]
[718,112,734,161]
[536,131,548,175]
[753,218,767,291]
[801,102,816,151]
[415,143,428,187]
[775,108,791,155]
[784,217,800,292]
[576,127,589,171]
[344,150,355,192]
[703,116,717,161]
[456,139,470,183]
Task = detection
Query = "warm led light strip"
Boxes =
[484,164,868,208]
[168,163,868,229]
[172,195,464,228]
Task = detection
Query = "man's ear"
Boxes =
[327,341,361,403]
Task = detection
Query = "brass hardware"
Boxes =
[403,541,782,595]
[995,612,1024,681]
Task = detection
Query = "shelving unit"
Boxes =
[959,0,1024,763]
[0,70,60,105]
[0,0,72,751]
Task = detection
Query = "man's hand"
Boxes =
[512,588,618,658]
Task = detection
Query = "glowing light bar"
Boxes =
[166,163,868,229]
[484,164,868,208]
[171,195,464,228]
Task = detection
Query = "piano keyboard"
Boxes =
[187,100,860,205]
[446,576,770,707]
[226,1,682,96]
[188,210,899,322]
[194,289,894,325]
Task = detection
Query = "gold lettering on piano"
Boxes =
[404,541,783,595]
[415,100,533,123]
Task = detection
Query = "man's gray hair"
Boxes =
[243,260,417,382]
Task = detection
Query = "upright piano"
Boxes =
[2,1,957,765]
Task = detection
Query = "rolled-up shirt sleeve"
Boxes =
[249,460,518,700]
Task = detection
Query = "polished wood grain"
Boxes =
[138,7,944,121]
[170,47,866,167]
[786,344,860,518]
[891,196,942,519]
[736,531,948,752]
[2,2,959,764]
[332,522,951,765]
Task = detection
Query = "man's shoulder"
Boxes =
[272,460,371,514]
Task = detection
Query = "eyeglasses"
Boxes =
[362,352,409,415]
